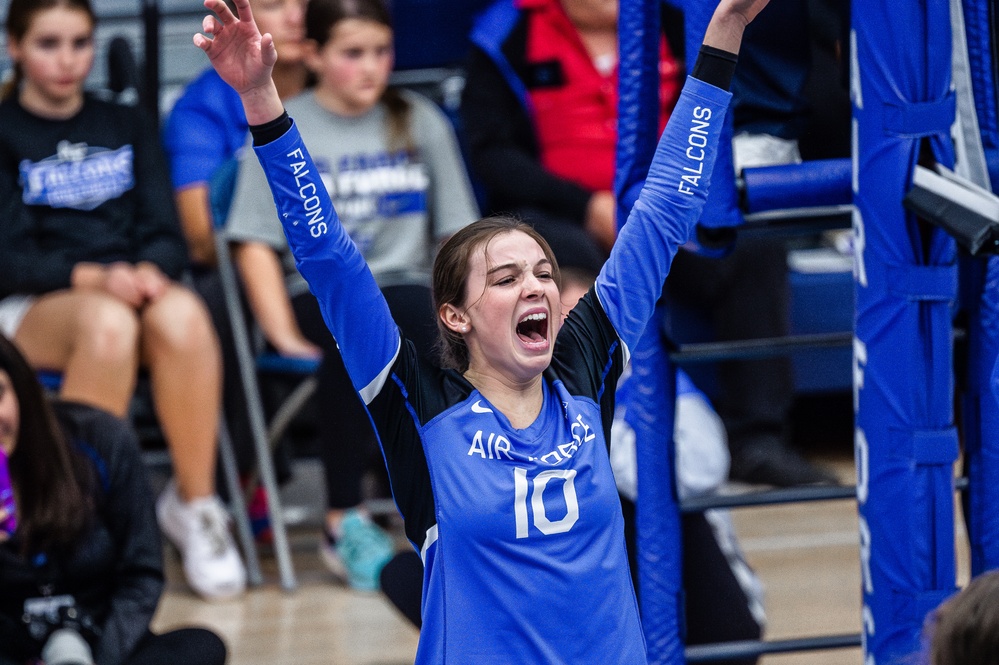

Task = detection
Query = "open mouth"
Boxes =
[516,312,549,344]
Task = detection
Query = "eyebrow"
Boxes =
[486,258,552,276]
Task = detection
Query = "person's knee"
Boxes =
[77,295,141,364]
[142,286,220,356]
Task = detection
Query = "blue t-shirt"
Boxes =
[161,68,248,223]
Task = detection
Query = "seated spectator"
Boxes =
[462,0,683,274]
[924,570,999,665]
[161,0,312,538]
[225,0,479,591]
[162,0,311,270]
[463,0,837,487]
[0,0,246,599]
[0,333,229,665]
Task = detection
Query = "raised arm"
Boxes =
[594,0,771,353]
[194,0,401,398]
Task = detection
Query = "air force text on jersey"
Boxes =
[467,411,597,466]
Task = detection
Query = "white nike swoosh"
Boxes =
[471,400,493,414]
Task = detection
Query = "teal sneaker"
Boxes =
[319,510,394,592]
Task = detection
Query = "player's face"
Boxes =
[310,18,393,116]
[0,371,19,457]
[252,0,307,65]
[7,6,94,116]
[459,231,562,385]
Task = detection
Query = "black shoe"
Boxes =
[729,440,839,487]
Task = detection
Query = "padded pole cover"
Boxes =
[627,312,682,665]
[613,2,686,662]
[852,0,959,661]
[956,0,999,577]
[965,259,999,574]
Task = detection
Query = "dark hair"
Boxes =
[2,0,97,100]
[304,0,413,150]
[432,216,561,371]
[928,570,999,665]
[0,335,92,555]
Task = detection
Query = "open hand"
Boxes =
[194,0,277,98]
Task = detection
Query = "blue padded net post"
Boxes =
[629,313,682,664]
[615,2,681,663]
[955,0,999,577]
[615,0,740,240]
[852,0,960,661]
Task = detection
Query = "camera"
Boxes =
[22,596,100,665]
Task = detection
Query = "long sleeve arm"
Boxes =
[251,122,401,401]
[0,174,77,295]
[596,76,732,355]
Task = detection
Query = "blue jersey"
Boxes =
[252,76,731,664]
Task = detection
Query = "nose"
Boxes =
[57,44,75,69]
[360,52,382,75]
[522,273,544,298]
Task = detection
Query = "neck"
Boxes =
[570,12,618,65]
[464,369,545,430]
[18,87,83,120]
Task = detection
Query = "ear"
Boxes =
[439,303,468,334]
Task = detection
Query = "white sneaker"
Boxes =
[156,481,247,600]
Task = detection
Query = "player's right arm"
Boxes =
[194,0,400,399]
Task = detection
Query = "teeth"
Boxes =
[522,313,547,322]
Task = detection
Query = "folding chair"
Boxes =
[210,158,314,592]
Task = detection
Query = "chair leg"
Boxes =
[217,236,297,591]
[218,416,264,587]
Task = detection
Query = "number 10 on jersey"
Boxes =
[513,468,580,538]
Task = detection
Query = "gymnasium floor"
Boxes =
[150,446,970,665]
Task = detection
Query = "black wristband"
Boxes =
[691,45,738,91]
[249,110,292,146]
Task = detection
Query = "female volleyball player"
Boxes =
[193,0,770,659]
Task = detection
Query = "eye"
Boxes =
[343,47,364,59]
[494,275,516,286]
[536,271,553,281]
